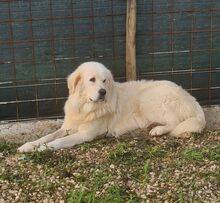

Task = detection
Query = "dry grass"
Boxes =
[1,130,220,202]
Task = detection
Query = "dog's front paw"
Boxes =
[17,142,36,153]
[149,126,167,136]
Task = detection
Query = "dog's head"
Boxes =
[67,62,114,103]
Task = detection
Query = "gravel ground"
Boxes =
[0,128,220,202]
[0,120,63,143]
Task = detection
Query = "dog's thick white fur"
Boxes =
[18,62,206,152]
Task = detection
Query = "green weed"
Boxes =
[183,148,204,161]
[0,141,17,155]
[67,189,85,203]
[108,143,135,163]
[143,159,150,182]
[145,146,167,158]
[183,145,220,162]
[19,149,75,166]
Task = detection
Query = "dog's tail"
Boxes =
[170,104,206,137]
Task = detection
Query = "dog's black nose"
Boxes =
[99,88,106,96]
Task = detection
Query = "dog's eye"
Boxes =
[103,79,106,83]
[89,77,96,82]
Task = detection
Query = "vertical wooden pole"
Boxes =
[126,0,137,81]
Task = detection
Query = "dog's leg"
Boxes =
[17,128,67,153]
[149,114,179,136]
[170,116,205,138]
[38,121,107,151]
[37,132,96,151]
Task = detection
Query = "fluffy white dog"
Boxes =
[18,62,206,152]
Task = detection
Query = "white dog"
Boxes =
[18,62,206,152]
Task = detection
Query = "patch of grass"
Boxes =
[108,143,135,163]
[103,185,123,203]
[143,159,150,182]
[0,141,17,155]
[41,164,74,179]
[207,130,220,137]
[39,180,58,194]
[200,171,220,184]
[67,185,139,203]
[192,132,205,139]
[22,149,55,165]
[183,148,204,161]
[78,137,115,151]
[207,145,220,161]
[67,189,85,203]
[108,142,166,165]
[176,188,185,203]
[75,174,87,182]
[192,131,220,144]
[60,167,74,178]
[92,170,112,189]
[103,185,138,203]
[165,140,182,151]
[109,143,127,157]
[129,159,151,182]
[183,145,220,162]
[145,146,167,158]
[0,168,29,183]
[67,188,100,203]
[19,149,75,166]
[67,171,112,203]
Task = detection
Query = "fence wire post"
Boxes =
[126,0,137,81]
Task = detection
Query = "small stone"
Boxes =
[110,164,115,169]
[43,199,49,203]
[1,185,8,190]
[141,194,147,199]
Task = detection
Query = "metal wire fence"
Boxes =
[0,0,219,121]
[0,0,126,121]
[136,0,220,106]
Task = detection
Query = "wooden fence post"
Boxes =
[126,0,137,81]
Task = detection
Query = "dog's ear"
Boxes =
[107,69,114,81]
[67,69,81,94]
[104,69,114,92]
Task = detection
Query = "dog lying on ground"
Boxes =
[18,61,206,152]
